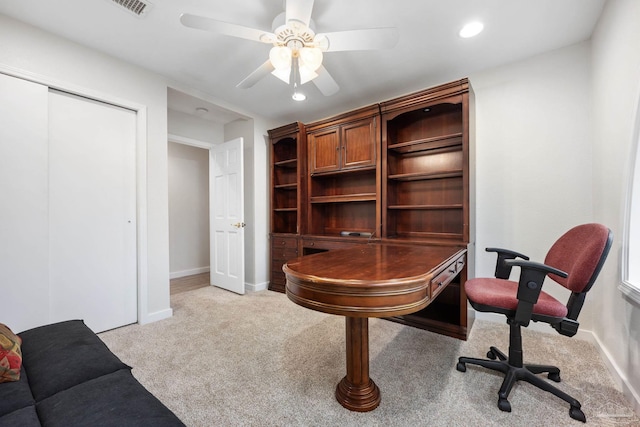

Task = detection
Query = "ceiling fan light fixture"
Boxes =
[292,82,306,101]
[271,67,292,84]
[269,46,292,70]
[292,90,306,101]
[299,47,323,71]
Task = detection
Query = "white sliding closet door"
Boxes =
[0,74,50,332]
[48,90,137,333]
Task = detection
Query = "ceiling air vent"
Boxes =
[108,0,153,17]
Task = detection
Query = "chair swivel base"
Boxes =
[456,346,586,423]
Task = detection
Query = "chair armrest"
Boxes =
[504,259,568,325]
[486,247,530,279]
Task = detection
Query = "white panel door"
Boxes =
[0,73,50,332]
[48,90,137,333]
[210,138,245,294]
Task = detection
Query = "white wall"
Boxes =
[168,142,210,278]
[591,0,640,411]
[168,108,223,144]
[0,14,172,323]
[469,41,593,319]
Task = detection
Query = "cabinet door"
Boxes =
[309,127,340,173]
[341,118,377,170]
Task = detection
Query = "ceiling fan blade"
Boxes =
[285,0,314,28]
[315,27,399,52]
[180,13,275,43]
[236,60,276,89]
[312,66,339,96]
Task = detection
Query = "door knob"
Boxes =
[232,222,246,228]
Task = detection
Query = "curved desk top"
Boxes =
[283,243,467,412]
[284,244,466,318]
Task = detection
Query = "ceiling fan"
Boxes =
[180,0,398,99]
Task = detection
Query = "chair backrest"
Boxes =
[544,223,613,294]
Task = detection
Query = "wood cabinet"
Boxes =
[268,122,305,292]
[268,79,474,339]
[305,106,381,240]
[307,106,378,174]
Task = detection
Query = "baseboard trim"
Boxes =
[246,281,268,292]
[590,331,640,416]
[139,308,173,325]
[170,267,210,279]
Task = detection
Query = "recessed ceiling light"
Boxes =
[292,91,306,101]
[459,21,484,38]
[195,107,209,114]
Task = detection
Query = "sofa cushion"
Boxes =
[0,323,22,383]
[37,368,185,427]
[0,366,35,417]
[19,320,130,401]
[0,405,41,427]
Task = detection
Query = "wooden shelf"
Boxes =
[274,158,297,168]
[310,193,377,203]
[387,204,463,210]
[388,170,463,181]
[388,133,462,154]
[310,165,376,177]
[273,208,297,212]
[274,183,297,190]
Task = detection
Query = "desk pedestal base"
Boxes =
[335,317,381,412]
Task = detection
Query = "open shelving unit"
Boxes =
[380,79,474,338]
[268,122,305,292]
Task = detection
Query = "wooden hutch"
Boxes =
[268,78,474,339]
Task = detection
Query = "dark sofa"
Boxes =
[0,320,184,427]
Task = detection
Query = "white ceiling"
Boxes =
[0,0,606,125]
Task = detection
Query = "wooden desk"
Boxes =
[283,244,466,412]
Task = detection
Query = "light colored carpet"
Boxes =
[99,286,639,426]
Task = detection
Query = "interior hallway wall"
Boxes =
[168,142,210,278]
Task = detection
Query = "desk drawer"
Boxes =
[302,237,365,252]
[272,247,299,261]
[431,254,465,298]
[272,237,297,248]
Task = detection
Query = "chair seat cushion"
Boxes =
[465,278,568,318]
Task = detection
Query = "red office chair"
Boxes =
[456,223,613,422]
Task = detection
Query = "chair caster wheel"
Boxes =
[487,350,497,360]
[497,398,511,412]
[456,362,466,372]
[548,372,561,382]
[569,406,586,422]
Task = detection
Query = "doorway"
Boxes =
[168,141,211,292]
